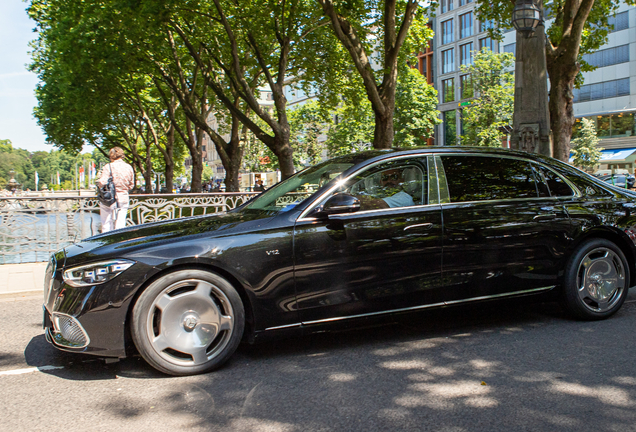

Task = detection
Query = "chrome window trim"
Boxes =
[297,151,582,222]
[297,153,430,221]
[440,195,565,208]
[264,285,555,331]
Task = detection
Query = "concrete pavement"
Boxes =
[0,262,47,302]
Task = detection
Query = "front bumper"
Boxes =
[42,253,152,358]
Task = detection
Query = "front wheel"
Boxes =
[562,238,630,320]
[131,270,245,376]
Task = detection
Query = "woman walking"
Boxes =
[97,147,134,233]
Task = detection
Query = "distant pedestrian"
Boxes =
[97,147,134,233]
[254,180,265,192]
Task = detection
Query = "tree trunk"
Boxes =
[276,144,295,180]
[190,129,204,193]
[144,148,153,193]
[272,125,295,179]
[164,125,175,194]
[373,104,395,149]
[547,63,577,163]
[222,134,243,192]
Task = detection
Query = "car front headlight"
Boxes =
[63,259,135,287]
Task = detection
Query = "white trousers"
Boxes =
[100,197,129,233]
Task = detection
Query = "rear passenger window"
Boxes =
[534,165,574,197]
[441,155,538,202]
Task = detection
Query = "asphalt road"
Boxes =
[2,292,636,432]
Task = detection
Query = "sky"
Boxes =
[0,0,49,152]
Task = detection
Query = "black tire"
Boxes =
[131,269,245,376]
[562,238,630,320]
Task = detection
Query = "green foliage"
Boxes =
[0,139,99,190]
[288,101,330,167]
[326,97,375,157]
[0,140,35,190]
[460,49,514,147]
[571,118,603,169]
[319,0,435,148]
[394,68,440,146]
[201,165,214,182]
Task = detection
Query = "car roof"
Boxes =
[331,146,552,167]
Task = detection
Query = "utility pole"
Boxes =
[510,0,552,157]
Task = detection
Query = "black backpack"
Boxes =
[97,164,117,206]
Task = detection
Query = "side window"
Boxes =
[440,155,539,202]
[345,161,427,210]
[534,165,574,197]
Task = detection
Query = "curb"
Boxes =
[0,290,42,302]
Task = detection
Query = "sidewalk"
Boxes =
[0,262,47,302]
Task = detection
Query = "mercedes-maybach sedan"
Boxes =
[44,147,636,375]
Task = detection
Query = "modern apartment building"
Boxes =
[427,1,635,171]
[432,0,498,146]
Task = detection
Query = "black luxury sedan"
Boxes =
[43,147,636,375]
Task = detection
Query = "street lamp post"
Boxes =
[510,0,552,157]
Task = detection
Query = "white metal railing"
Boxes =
[0,193,257,264]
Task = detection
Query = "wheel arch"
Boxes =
[123,262,257,356]
[567,227,636,287]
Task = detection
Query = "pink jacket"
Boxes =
[97,159,134,196]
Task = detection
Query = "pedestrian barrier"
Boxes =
[0,193,257,264]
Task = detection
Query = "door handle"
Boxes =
[533,213,556,221]
[404,223,433,231]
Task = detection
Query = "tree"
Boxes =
[0,140,35,189]
[474,0,634,161]
[28,0,188,192]
[394,68,440,146]
[318,0,433,149]
[288,101,330,168]
[152,0,337,179]
[571,118,603,170]
[460,49,515,147]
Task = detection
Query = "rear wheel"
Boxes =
[562,239,629,320]
[131,269,245,376]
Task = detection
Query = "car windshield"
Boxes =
[242,160,355,214]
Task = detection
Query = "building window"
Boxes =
[609,11,629,32]
[442,19,454,45]
[574,114,636,139]
[479,37,495,52]
[444,110,457,145]
[442,49,455,74]
[459,0,473,5]
[461,74,473,99]
[443,78,455,103]
[573,78,630,102]
[504,43,516,55]
[460,43,474,66]
[583,45,629,68]
[442,0,454,13]
[479,19,494,33]
[460,12,473,39]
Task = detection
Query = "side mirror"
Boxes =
[322,194,360,215]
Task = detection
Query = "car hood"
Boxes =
[63,210,273,264]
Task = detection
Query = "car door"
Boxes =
[292,157,445,324]
[438,154,572,302]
